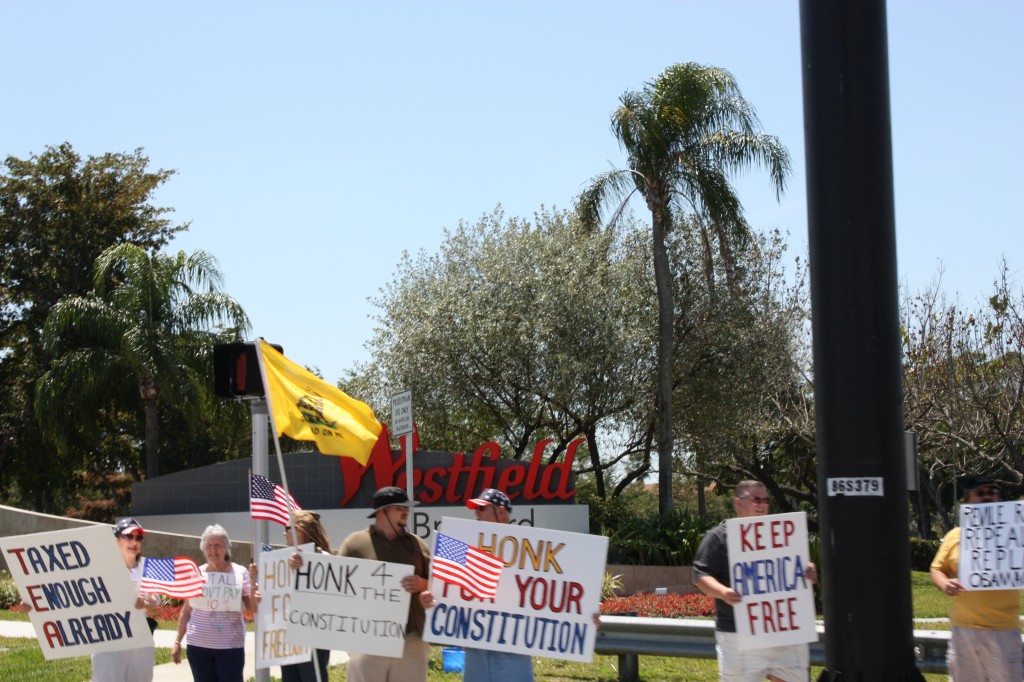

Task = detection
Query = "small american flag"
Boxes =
[250,473,301,526]
[139,556,206,599]
[432,533,504,599]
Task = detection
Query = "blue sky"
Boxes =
[3,1,1021,386]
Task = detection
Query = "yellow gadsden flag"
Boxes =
[258,340,382,464]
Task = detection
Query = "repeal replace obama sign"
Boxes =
[0,525,153,659]
[725,511,816,651]
[959,500,1024,590]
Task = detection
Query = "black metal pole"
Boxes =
[799,1,925,679]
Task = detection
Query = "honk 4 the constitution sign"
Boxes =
[425,517,607,662]
[284,553,412,658]
[725,511,816,651]
[0,525,154,659]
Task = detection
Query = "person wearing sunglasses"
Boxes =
[693,481,818,682]
[91,517,161,682]
[280,511,333,682]
[930,474,1021,681]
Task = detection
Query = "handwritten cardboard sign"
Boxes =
[959,500,1024,590]
[256,545,313,669]
[191,568,244,612]
[725,511,816,651]
[284,553,411,657]
[424,516,608,662]
[0,525,154,659]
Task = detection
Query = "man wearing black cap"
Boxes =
[930,474,1022,681]
[337,486,432,682]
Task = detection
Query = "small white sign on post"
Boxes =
[959,500,1024,590]
[424,516,608,662]
[256,545,314,669]
[0,525,154,659]
[725,511,817,651]
[391,390,413,436]
[285,553,411,657]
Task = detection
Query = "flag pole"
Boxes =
[253,339,322,682]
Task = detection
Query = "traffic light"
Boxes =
[213,342,283,398]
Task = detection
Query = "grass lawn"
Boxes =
[5,571,1015,681]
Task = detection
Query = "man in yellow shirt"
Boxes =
[930,474,1022,681]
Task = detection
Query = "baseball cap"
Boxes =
[961,474,998,494]
[113,517,145,537]
[367,486,419,518]
[467,488,512,512]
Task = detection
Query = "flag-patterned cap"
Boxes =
[368,486,418,518]
[113,517,145,537]
[467,488,512,512]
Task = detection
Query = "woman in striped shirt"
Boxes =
[172,524,260,681]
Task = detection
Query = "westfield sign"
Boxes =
[337,433,582,508]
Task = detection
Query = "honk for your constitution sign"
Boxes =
[959,500,1024,590]
[725,511,816,651]
[284,553,412,658]
[0,525,154,659]
[425,516,608,662]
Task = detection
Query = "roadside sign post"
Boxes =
[391,390,414,501]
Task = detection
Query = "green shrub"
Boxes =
[607,508,712,566]
[0,571,21,609]
[910,537,941,572]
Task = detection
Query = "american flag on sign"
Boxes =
[250,473,301,526]
[432,533,504,599]
[139,556,206,599]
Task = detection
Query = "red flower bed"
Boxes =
[601,592,715,618]
[149,602,255,623]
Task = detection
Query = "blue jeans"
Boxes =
[186,645,245,682]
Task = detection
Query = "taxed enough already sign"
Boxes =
[725,511,816,651]
[959,500,1024,590]
[424,516,607,662]
[0,525,153,659]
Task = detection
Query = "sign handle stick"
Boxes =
[404,433,414,506]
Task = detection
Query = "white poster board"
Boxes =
[191,568,244,612]
[959,500,1024,590]
[424,516,608,662]
[256,545,313,669]
[725,511,816,651]
[284,553,411,657]
[0,525,154,659]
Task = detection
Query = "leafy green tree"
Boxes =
[36,244,250,479]
[577,62,790,514]
[902,261,1023,534]
[0,143,185,510]
[357,207,656,495]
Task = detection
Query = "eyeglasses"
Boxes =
[973,487,999,498]
[120,534,144,541]
[743,496,771,505]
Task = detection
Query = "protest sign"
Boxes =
[0,525,154,659]
[959,500,1024,590]
[284,553,411,657]
[424,516,608,663]
[191,568,244,612]
[256,545,313,669]
[725,511,816,651]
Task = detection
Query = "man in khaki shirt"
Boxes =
[930,474,1023,681]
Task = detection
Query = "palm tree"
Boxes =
[577,62,790,514]
[36,244,250,479]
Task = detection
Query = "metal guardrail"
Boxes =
[594,616,952,680]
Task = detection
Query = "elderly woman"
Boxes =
[172,524,259,682]
[281,510,333,682]
[90,517,161,682]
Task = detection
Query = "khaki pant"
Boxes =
[346,632,430,682]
